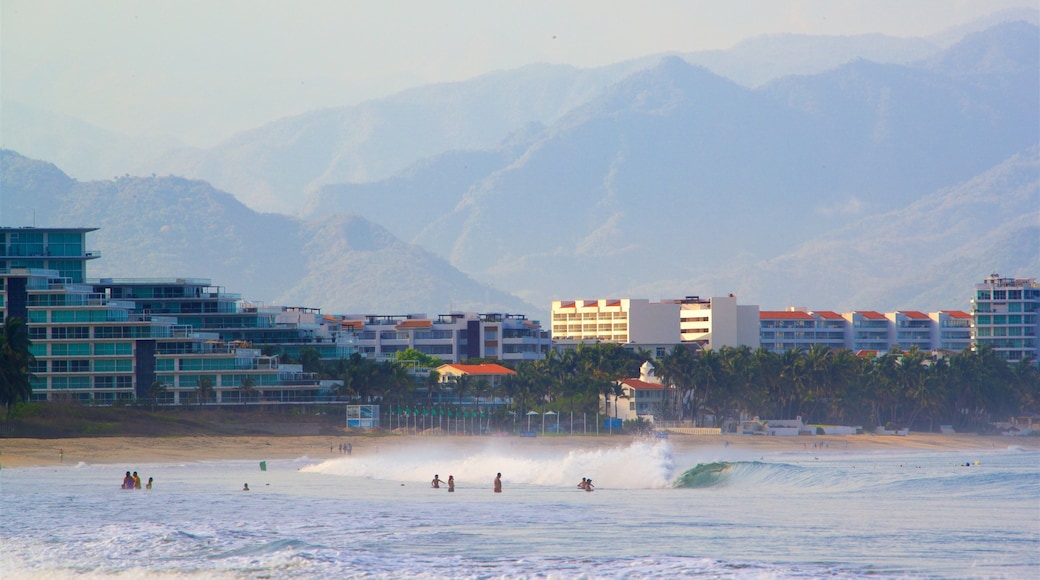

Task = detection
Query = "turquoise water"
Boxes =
[1,439,1037,578]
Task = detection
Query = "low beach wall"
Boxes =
[660,427,722,436]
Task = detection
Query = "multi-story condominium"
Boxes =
[886,311,934,352]
[0,226,100,283]
[551,295,758,355]
[678,295,760,350]
[758,308,974,355]
[759,310,823,353]
[971,274,1040,364]
[331,312,549,363]
[1,226,330,404]
[844,311,891,353]
[929,311,973,353]
[551,298,680,355]
[813,311,849,349]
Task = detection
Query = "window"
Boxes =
[52,326,90,339]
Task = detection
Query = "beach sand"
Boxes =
[0,432,1035,469]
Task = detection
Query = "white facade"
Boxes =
[334,312,549,363]
[679,295,760,350]
[551,299,680,346]
[759,308,974,355]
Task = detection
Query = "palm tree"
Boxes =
[238,376,257,409]
[149,381,168,412]
[0,318,36,417]
[196,376,215,409]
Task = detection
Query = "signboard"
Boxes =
[346,405,380,428]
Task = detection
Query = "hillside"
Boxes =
[0,150,537,316]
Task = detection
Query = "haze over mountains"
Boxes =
[2,15,1037,320]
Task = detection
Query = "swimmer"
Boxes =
[431,474,445,488]
[146,477,153,490]
[133,471,142,489]
[122,471,134,490]
[447,475,455,492]
[243,483,250,491]
[577,477,587,490]
[493,472,502,493]
[585,479,594,492]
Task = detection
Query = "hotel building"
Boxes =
[971,274,1040,364]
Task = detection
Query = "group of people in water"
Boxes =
[120,471,153,490]
[431,474,456,492]
[430,473,498,492]
[427,472,592,493]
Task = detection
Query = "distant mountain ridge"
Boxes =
[2,17,1037,318]
[0,150,538,317]
[302,22,1037,310]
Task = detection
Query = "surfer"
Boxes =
[493,472,502,493]
[447,475,455,492]
[432,474,445,488]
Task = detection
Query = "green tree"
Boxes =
[299,347,321,374]
[394,348,443,369]
[0,318,36,417]
[149,380,168,412]
[238,376,257,409]
[196,376,215,409]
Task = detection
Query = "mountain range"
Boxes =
[1,16,1037,320]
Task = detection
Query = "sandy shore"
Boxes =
[0,432,1034,469]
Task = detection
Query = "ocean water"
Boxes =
[1,438,1038,579]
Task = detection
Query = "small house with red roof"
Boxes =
[602,362,670,423]
[435,363,516,390]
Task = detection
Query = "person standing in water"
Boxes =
[447,475,455,492]
[132,471,142,489]
[122,471,134,489]
[577,477,587,490]
[146,477,153,490]
[584,479,595,492]
[243,483,250,491]
[431,474,445,488]
[493,472,502,493]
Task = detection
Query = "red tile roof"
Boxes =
[857,311,886,320]
[813,311,843,320]
[942,310,972,319]
[619,378,667,390]
[437,363,516,376]
[559,301,575,309]
[899,311,930,320]
[397,319,432,329]
[760,311,814,320]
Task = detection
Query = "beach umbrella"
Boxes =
[527,411,539,431]
[545,410,558,433]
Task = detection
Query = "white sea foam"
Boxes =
[2,445,1037,579]
[300,439,677,488]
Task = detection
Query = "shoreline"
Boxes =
[1,433,1035,469]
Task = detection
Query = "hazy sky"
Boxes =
[2,0,1033,147]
